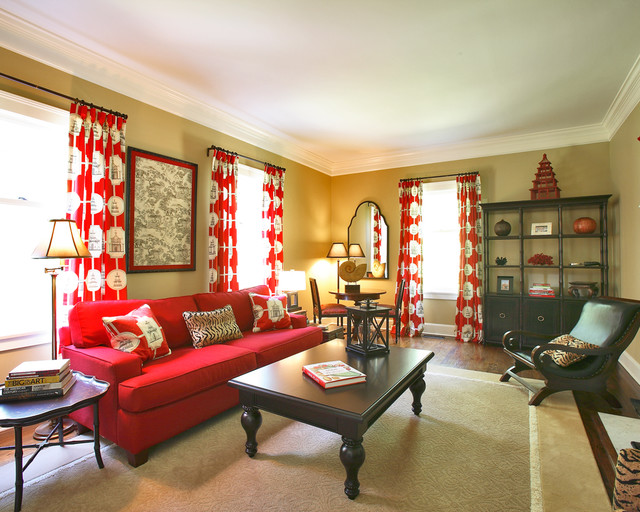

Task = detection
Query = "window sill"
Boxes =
[423,292,457,301]
[0,332,49,353]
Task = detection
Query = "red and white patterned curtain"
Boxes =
[208,150,239,292]
[263,164,285,294]
[455,173,483,342]
[396,180,423,337]
[64,103,127,306]
[372,205,382,264]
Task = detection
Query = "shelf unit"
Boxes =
[481,195,610,346]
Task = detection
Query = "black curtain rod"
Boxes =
[206,145,284,171]
[399,170,478,183]
[0,71,128,119]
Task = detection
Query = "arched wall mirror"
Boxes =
[347,201,389,279]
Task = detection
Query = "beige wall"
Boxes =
[610,101,640,365]
[331,143,614,326]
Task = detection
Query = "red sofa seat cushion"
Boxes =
[118,344,257,413]
[68,295,198,349]
[227,326,323,367]
[193,285,269,332]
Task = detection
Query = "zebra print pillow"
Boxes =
[547,334,599,367]
[183,306,243,349]
[614,448,640,510]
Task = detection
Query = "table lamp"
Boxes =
[31,219,91,439]
[326,242,348,292]
[279,270,306,312]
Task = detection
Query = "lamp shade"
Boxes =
[32,219,91,259]
[348,243,365,258]
[326,242,348,258]
[279,270,306,292]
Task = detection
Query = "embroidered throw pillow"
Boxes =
[548,334,599,367]
[249,293,292,332]
[103,304,171,362]
[182,306,243,348]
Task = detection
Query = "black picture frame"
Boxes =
[497,275,514,294]
[126,147,197,273]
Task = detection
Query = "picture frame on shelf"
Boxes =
[497,276,514,294]
[531,222,552,235]
[126,147,198,273]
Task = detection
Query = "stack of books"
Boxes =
[528,283,555,297]
[0,359,76,402]
[302,360,366,389]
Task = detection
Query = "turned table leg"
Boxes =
[409,372,426,415]
[340,436,365,500]
[240,406,262,457]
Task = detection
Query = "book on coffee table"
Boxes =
[302,360,366,389]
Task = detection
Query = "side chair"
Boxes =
[309,277,347,326]
[499,296,640,407]
[378,279,405,343]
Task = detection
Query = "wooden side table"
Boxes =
[0,371,109,512]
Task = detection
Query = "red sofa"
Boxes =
[59,285,322,466]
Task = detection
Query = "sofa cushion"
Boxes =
[193,285,270,332]
[103,304,172,362]
[117,344,257,412]
[183,306,243,348]
[249,293,292,332]
[69,295,198,349]
[548,334,599,367]
[227,326,323,367]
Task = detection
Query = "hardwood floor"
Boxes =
[1,335,637,501]
[399,335,640,502]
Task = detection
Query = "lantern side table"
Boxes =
[345,305,391,356]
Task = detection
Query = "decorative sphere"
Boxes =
[494,219,511,236]
[573,217,596,234]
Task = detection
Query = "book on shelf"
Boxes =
[302,360,366,389]
[0,374,76,402]
[7,359,70,379]
[4,370,74,392]
[528,283,555,297]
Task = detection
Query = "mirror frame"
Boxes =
[347,200,389,280]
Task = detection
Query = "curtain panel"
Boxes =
[373,207,382,265]
[263,165,285,294]
[64,103,127,306]
[396,180,424,337]
[208,150,239,292]
[455,174,483,342]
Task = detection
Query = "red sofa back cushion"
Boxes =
[193,285,269,332]
[69,295,198,349]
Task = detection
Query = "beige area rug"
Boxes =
[0,366,610,512]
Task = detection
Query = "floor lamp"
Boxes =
[31,219,91,440]
[326,242,348,293]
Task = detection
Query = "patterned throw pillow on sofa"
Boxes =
[103,304,172,362]
[547,334,599,367]
[182,306,243,348]
[249,293,292,332]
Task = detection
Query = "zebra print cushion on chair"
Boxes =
[613,448,640,511]
[183,305,243,349]
[547,334,599,367]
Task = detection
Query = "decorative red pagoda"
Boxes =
[529,153,560,200]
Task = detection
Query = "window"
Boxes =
[0,91,68,347]
[236,163,268,289]
[421,180,459,299]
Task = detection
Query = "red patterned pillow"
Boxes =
[102,304,172,362]
[249,293,292,332]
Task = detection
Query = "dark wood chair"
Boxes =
[500,297,640,406]
[378,279,405,343]
[309,277,347,326]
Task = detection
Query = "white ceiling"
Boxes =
[1,0,640,175]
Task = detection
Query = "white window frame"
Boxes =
[0,91,68,351]
[421,180,459,300]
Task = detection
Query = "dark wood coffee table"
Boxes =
[0,371,109,512]
[228,339,434,499]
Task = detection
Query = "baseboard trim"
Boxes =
[620,352,640,386]
[423,323,456,338]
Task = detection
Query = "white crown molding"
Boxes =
[1,9,637,178]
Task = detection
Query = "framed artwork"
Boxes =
[497,276,514,294]
[531,222,552,235]
[126,147,197,272]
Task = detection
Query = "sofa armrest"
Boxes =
[290,314,308,329]
[61,344,142,385]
